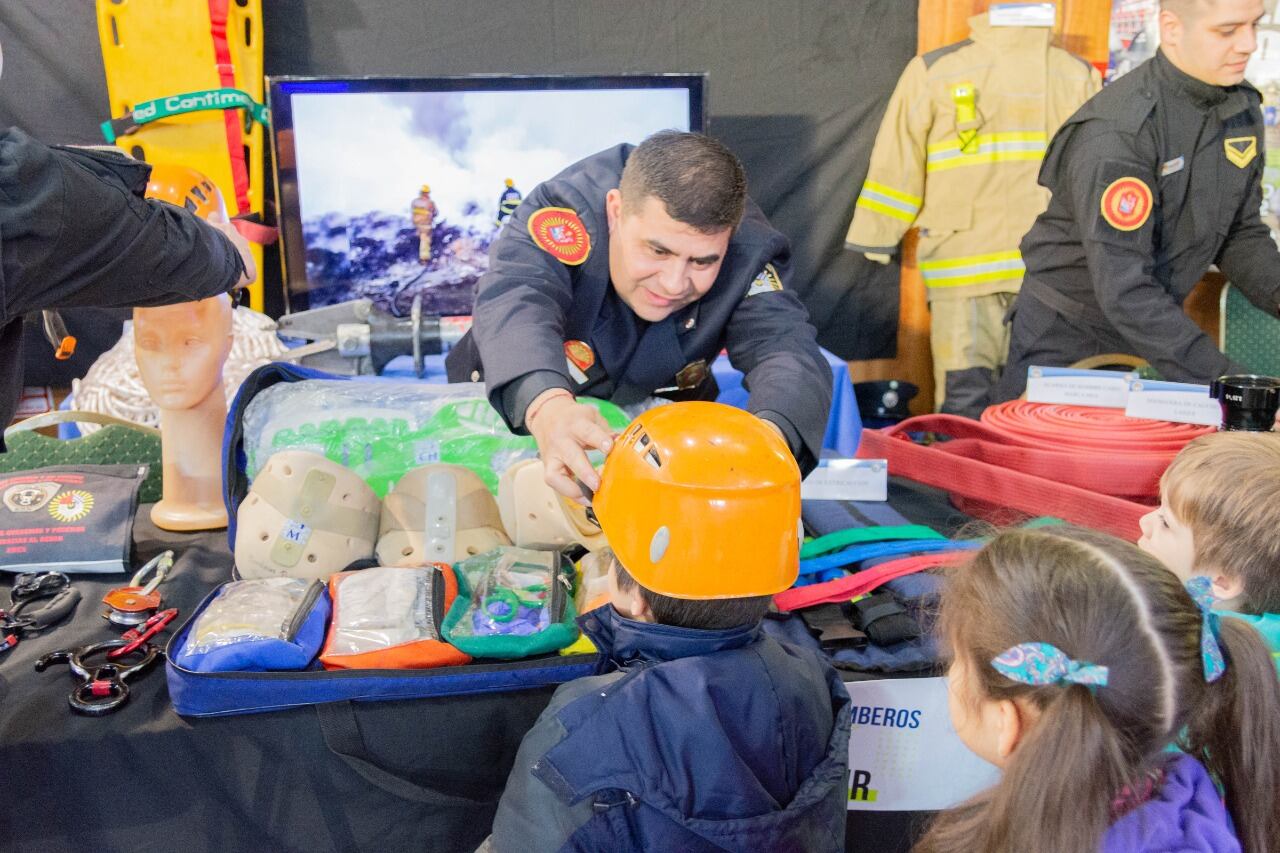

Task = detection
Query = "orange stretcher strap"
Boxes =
[207,0,250,215]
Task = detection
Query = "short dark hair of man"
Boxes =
[618,130,748,233]
[609,549,773,631]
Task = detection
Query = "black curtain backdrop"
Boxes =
[0,1,915,377]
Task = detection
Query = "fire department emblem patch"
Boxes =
[1100,177,1152,232]
[49,489,94,523]
[3,482,60,513]
[564,340,595,372]
[528,207,591,265]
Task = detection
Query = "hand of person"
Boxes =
[526,390,615,502]
[207,210,257,288]
[759,416,787,443]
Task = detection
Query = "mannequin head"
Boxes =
[133,294,234,411]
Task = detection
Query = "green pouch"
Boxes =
[2,411,163,503]
[440,546,580,659]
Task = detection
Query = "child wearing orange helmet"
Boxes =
[484,401,851,853]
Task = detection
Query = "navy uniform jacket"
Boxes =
[446,144,832,474]
[0,127,245,447]
[1011,50,1280,382]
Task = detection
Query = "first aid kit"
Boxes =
[163,363,599,717]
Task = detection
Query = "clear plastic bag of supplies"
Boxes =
[440,546,579,659]
[320,565,470,670]
[241,379,630,496]
[174,577,331,672]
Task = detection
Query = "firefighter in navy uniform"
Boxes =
[0,127,253,449]
[447,131,832,501]
[995,0,1280,402]
[495,178,522,226]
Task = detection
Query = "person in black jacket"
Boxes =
[995,0,1278,400]
[0,126,254,447]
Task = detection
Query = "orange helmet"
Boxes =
[145,164,227,221]
[592,401,801,599]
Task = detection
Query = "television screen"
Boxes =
[268,75,705,316]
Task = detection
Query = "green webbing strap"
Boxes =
[1021,516,1066,528]
[799,524,946,560]
[101,88,270,143]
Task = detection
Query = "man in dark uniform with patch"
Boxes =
[0,127,253,447]
[447,131,831,500]
[995,0,1280,402]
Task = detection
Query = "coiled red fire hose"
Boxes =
[855,401,1213,540]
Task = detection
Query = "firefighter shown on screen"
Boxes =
[412,184,438,265]
[845,12,1100,418]
[496,178,522,226]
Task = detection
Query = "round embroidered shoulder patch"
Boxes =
[528,207,591,265]
[1099,177,1153,232]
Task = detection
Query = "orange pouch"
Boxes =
[320,563,471,670]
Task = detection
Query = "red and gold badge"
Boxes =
[1099,177,1153,232]
[564,340,595,372]
[528,207,591,265]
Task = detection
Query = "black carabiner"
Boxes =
[34,640,158,716]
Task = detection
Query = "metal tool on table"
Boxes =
[102,550,174,626]
[274,295,470,378]
[107,608,179,660]
[35,640,160,716]
[0,573,81,654]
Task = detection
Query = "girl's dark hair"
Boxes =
[914,526,1280,853]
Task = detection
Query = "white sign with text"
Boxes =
[802,459,888,502]
[846,677,999,812]
[1025,366,1135,409]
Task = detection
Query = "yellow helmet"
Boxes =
[592,401,801,599]
[504,178,514,187]
[420,184,431,194]
[146,163,227,221]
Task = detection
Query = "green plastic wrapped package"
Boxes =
[440,546,580,659]
[242,379,630,496]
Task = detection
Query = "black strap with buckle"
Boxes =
[849,591,920,646]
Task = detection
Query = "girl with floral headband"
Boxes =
[916,526,1280,853]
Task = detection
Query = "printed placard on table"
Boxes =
[846,677,999,812]
[1125,379,1220,426]
[802,459,888,502]
[1025,366,1136,409]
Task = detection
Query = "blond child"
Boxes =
[1138,431,1280,664]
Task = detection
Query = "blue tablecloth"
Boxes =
[63,349,861,454]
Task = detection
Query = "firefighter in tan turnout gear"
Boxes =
[412,184,438,264]
[845,13,1100,417]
